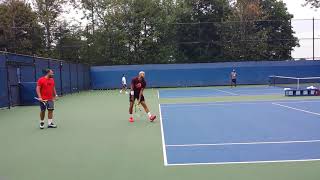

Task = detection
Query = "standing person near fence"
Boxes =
[36,69,58,129]
[120,74,128,94]
[230,69,237,87]
[128,71,156,123]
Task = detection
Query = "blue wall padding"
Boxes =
[0,54,8,108]
[70,63,78,92]
[8,66,20,105]
[19,82,38,105]
[61,62,71,94]
[35,58,49,79]
[91,60,320,89]
[0,52,91,108]
[77,64,84,91]
[49,60,62,95]
[20,66,35,82]
[84,65,91,90]
[7,54,33,63]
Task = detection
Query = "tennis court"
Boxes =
[1,87,320,180]
[160,99,320,166]
[159,86,283,98]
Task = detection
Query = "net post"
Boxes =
[297,78,300,90]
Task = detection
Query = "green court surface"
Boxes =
[1,89,320,180]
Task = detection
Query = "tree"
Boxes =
[222,0,298,61]
[54,21,86,62]
[0,0,45,55]
[76,0,177,65]
[222,0,269,61]
[33,0,66,52]
[174,0,232,63]
[304,0,320,8]
[258,0,299,60]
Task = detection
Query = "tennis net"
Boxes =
[269,75,320,90]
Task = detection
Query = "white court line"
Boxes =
[158,91,168,166]
[166,139,320,147]
[161,100,320,108]
[167,159,320,166]
[214,89,239,96]
[272,103,320,116]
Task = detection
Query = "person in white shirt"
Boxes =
[230,69,237,87]
[120,74,128,94]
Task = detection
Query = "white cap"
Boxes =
[139,71,145,75]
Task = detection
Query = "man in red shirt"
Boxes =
[36,69,58,129]
[129,71,156,122]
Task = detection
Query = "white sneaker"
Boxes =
[48,122,57,128]
[125,91,129,94]
[40,122,45,129]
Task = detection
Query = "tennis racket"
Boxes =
[34,97,59,104]
[134,101,143,118]
[34,97,48,106]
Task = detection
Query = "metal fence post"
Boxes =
[313,17,315,61]
[4,51,10,109]
[60,61,63,96]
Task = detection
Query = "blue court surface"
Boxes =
[159,86,283,98]
[159,100,320,166]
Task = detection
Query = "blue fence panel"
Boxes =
[77,64,84,91]
[7,53,35,83]
[61,62,71,94]
[0,54,8,108]
[84,65,91,90]
[19,82,37,105]
[91,61,320,89]
[1,52,91,108]
[6,53,33,63]
[8,65,20,106]
[20,65,35,82]
[35,58,49,80]
[70,63,78,92]
[49,60,62,95]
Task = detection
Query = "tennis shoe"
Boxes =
[129,117,134,123]
[149,115,156,122]
[48,122,57,128]
[40,122,45,129]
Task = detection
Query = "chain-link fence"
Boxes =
[0,19,319,64]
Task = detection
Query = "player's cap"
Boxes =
[139,71,145,75]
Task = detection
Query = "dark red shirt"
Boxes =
[131,77,146,93]
[37,76,55,100]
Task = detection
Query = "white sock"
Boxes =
[130,114,133,118]
[147,112,152,118]
[40,120,44,123]
[48,119,53,124]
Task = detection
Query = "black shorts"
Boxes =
[232,79,237,83]
[129,93,145,102]
[40,100,54,111]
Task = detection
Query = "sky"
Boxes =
[282,0,320,59]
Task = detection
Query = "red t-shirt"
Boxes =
[37,76,55,100]
[131,77,146,93]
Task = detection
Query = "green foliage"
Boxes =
[33,0,66,51]
[304,0,320,8]
[0,0,300,65]
[0,0,45,55]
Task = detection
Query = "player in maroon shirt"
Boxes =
[36,69,58,129]
[129,71,156,122]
